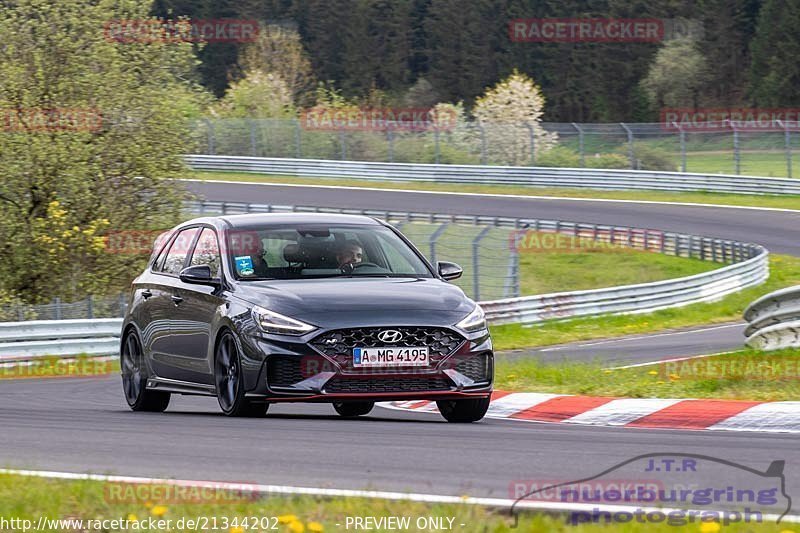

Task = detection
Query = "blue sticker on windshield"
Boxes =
[235,256,254,275]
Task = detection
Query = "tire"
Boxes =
[332,401,374,417]
[215,330,269,418]
[120,329,170,412]
[436,397,491,423]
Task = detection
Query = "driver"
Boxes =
[335,240,363,269]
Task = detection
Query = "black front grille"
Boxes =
[267,356,305,387]
[324,376,453,394]
[454,354,490,382]
[311,327,464,360]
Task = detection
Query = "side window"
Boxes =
[160,227,200,275]
[189,228,221,277]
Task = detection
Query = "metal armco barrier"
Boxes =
[744,286,800,350]
[185,155,800,195]
[0,207,768,360]
[189,201,769,326]
[0,319,122,361]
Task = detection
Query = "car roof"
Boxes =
[185,212,384,229]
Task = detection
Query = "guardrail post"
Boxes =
[525,122,536,164]
[572,123,585,167]
[472,226,492,301]
[620,122,634,169]
[428,222,449,267]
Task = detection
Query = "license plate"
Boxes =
[353,347,429,367]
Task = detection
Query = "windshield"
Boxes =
[225,223,432,280]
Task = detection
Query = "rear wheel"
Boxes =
[121,330,170,412]
[215,331,269,418]
[332,401,374,417]
[436,397,490,423]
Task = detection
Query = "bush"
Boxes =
[535,146,581,167]
[585,153,631,169]
[619,143,678,171]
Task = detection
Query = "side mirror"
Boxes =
[179,265,220,287]
[438,261,463,281]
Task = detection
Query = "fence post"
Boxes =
[87,295,94,319]
[387,129,395,163]
[119,293,127,317]
[204,118,216,155]
[620,122,634,169]
[338,127,347,160]
[524,122,536,165]
[428,222,449,267]
[572,123,585,166]
[477,122,487,165]
[730,120,740,175]
[54,297,62,320]
[504,229,522,298]
[472,226,492,301]
[294,119,302,158]
[434,128,441,164]
[673,121,686,172]
[780,120,792,179]
[249,119,257,156]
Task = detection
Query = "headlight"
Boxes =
[251,306,316,335]
[455,304,487,333]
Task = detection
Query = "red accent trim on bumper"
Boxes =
[262,390,492,403]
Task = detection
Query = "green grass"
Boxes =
[495,348,800,402]
[519,244,715,294]
[685,151,800,178]
[490,254,800,351]
[0,473,792,532]
[187,170,800,211]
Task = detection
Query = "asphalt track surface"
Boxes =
[1,376,799,506]
[2,179,798,513]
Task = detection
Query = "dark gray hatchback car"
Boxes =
[120,213,493,422]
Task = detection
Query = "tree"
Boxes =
[641,38,710,109]
[238,23,316,106]
[472,71,557,166]
[0,0,205,302]
[749,0,800,105]
[211,70,296,118]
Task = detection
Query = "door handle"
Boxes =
[171,295,184,305]
[141,290,153,300]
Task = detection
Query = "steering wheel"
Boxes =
[341,262,381,274]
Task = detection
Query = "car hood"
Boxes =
[233,277,475,327]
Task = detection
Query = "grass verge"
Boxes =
[187,170,800,211]
[0,473,792,532]
[495,348,800,402]
[489,254,800,351]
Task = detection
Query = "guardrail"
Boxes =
[0,319,122,362]
[185,155,800,195]
[190,201,769,326]
[0,206,768,360]
[744,286,800,350]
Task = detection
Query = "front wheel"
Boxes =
[120,330,170,412]
[215,331,269,418]
[332,401,374,417]
[436,397,490,423]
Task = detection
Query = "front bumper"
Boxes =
[241,325,493,402]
